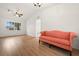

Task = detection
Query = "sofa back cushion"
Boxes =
[40,31,46,36]
[45,30,70,40]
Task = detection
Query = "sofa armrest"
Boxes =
[70,32,77,40]
[40,31,46,36]
[69,32,77,47]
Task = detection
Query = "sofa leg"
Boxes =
[49,45,52,48]
[69,51,72,56]
[39,40,40,44]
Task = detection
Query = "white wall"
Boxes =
[38,3,79,49]
[0,7,26,37]
[0,17,26,37]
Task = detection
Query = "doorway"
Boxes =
[35,19,41,38]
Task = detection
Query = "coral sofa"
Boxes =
[39,30,76,55]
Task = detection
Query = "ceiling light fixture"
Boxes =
[8,9,23,17]
[33,3,41,7]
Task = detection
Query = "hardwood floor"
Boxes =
[0,35,79,56]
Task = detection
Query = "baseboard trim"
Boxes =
[0,34,26,38]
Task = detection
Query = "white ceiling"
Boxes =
[0,3,58,20]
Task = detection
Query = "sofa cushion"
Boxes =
[45,30,70,40]
[40,36,70,46]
